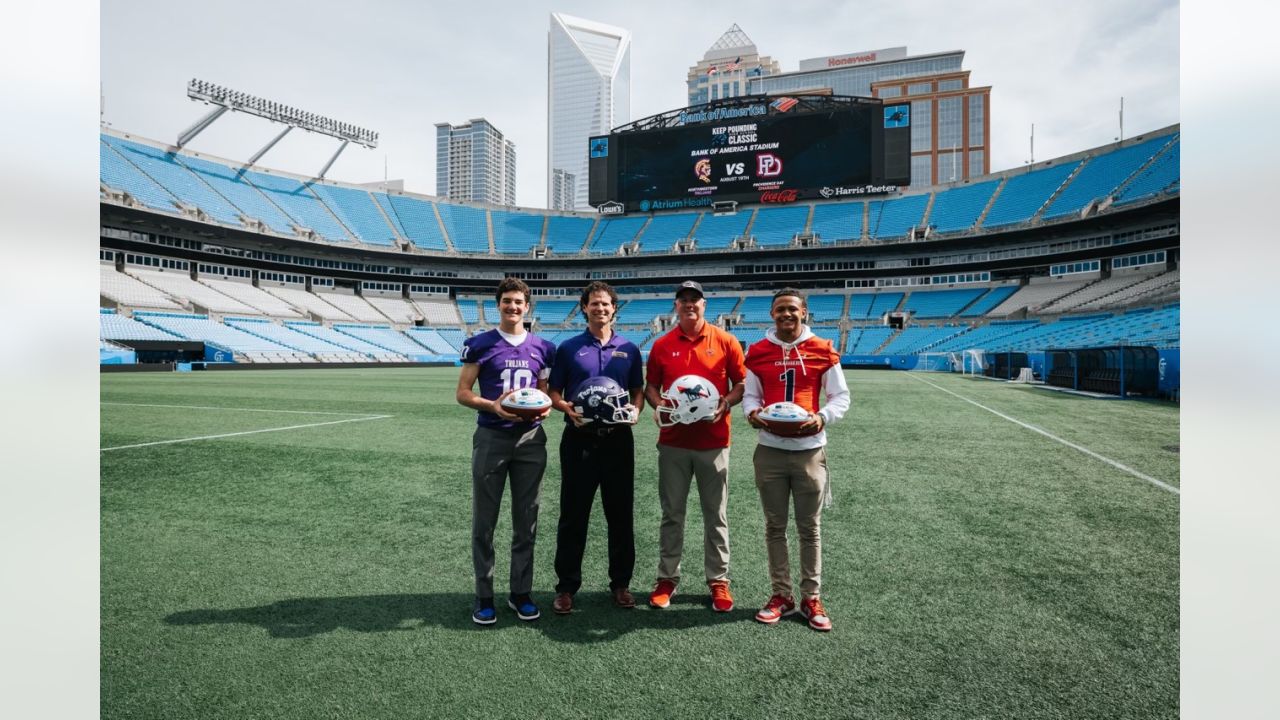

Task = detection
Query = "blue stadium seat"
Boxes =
[590,216,647,253]
[385,195,449,251]
[545,216,595,255]
[100,139,179,213]
[101,136,243,226]
[1042,135,1173,221]
[435,203,489,254]
[174,154,299,235]
[927,180,1000,234]
[638,214,698,252]
[491,210,545,254]
[902,288,986,318]
[981,162,1081,229]
[867,194,929,240]
[750,206,810,247]
[691,212,749,250]
[959,286,1020,317]
[1114,139,1180,206]
[240,169,353,242]
[809,202,863,243]
[309,183,399,246]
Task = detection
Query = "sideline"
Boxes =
[100,414,393,452]
[904,373,1178,495]
[102,402,373,416]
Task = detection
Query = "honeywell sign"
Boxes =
[798,46,907,72]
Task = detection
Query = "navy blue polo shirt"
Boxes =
[548,329,644,423]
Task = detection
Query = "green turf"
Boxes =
[101,368,1178,719]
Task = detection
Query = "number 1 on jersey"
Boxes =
[779,368,795,402]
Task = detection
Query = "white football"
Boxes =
[500,387,553,420]
[757,401,817,437]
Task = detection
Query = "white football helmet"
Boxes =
[656,374,721,427]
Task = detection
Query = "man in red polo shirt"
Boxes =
[644,280,747,612]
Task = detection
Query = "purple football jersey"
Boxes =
[461,329,557,429]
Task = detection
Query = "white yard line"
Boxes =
[100,414,393,452]
[904,373,1178,495]
[101,402,369,416]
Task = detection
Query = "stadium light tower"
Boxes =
[180,79,378,178]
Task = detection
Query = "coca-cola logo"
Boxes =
[760,189,799,203]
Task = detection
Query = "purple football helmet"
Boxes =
[571,376,637,424]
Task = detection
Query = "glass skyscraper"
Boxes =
[435,119,516,206]
[547,13,630,211]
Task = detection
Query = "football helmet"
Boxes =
[571,376,637,425]
[656,374,721,427]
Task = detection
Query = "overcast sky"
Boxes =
[100,0,1178,209]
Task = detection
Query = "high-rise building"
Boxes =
[687,24,780,107]
[746,47,991,187]
[547,13,630,210]
[435,118,516,206]
[549,169,576,213]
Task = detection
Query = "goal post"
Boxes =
[962,349,986,377]
[911,352,961,372]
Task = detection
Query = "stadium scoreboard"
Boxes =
[589,95,910,214]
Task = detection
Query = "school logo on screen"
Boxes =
[756,153,783,177]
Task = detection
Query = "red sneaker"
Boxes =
[800,596,832,631]
[754,594,797,624]
[708,581,734,612]
[649,579,677,608]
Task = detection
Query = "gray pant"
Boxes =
[656,443,731,585]
[753,444,827,598]
[471,424,547,598]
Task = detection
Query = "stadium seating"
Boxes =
[99,139,178,213]
[691,212,750,250]
[490,210,545,254]
[959,286,1019,317]
[928,320,1041,353]
[1114,139,1180,206]
[127,268,258,314]
[986,279,1089,316]
[806,295,845,322]
[309,183,400,246]
[372,192,411,240]
[404,327,459,355]
[637,214,698,251]
[384,194,450,251]
[434,328,467,352]
[809,202,863,243]
[436,203,490,253]
[313,292,387,323]
[980,162,1081,229]
[589,217,647,253]
[134,312,302,357]
[480,300,501,325]
[732,327,767,346]
[100,136,244,226]
[868,292,904,317]
[927,179,1000,234]
[100,309,179,341]
[614,298,672,325]
[901,288,986,318]
[879,325,968,355]
[704,295,740,320]
[101,265,185,310]
[457,299,481,324]
[1037,273,1159,314]
[810,326,842,348]
[261,285,354,321]
[333,325,430,356]
[750,206,810,247]
[736,296,773,323]
[1075,269,1179,310]
[867,194,929,240]
[199,278,305,318]
[545,216,596,255]
[284,321,407,360]
[531,299,578,325]
[241,169,352,242]
[848,327,894,354]
[364,295,421,324]
[1041,135,1173,221]
[412,297,462,324]
[174,153,299,235]
[223,317,355,356]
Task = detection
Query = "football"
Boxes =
[757,401,818,437]
[499,387,553,421]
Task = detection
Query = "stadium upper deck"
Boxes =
[100,125,1179,259]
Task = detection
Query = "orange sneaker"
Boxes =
[754,594,797,624]
[800,596,832,631]
[709,581,734,612]
[649,579,677,608]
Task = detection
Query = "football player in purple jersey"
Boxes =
[455,277,557,625]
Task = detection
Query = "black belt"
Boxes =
[570,423,627,437]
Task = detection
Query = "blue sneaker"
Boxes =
[472,597,497,626]
[508,593,540,621]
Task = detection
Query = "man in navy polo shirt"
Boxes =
[547,281,644,614]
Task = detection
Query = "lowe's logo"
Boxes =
[598,201,624,215]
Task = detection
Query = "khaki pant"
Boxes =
[753,444,827,598]
[656,444,731,584]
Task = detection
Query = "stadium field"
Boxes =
[101,368,1178,719]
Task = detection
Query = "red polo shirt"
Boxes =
[647,321,747,450]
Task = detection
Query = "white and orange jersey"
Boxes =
[742,325,850,450]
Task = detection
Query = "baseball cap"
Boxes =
[675,280,704,298]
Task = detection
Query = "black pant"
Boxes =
[554,424,635,594]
